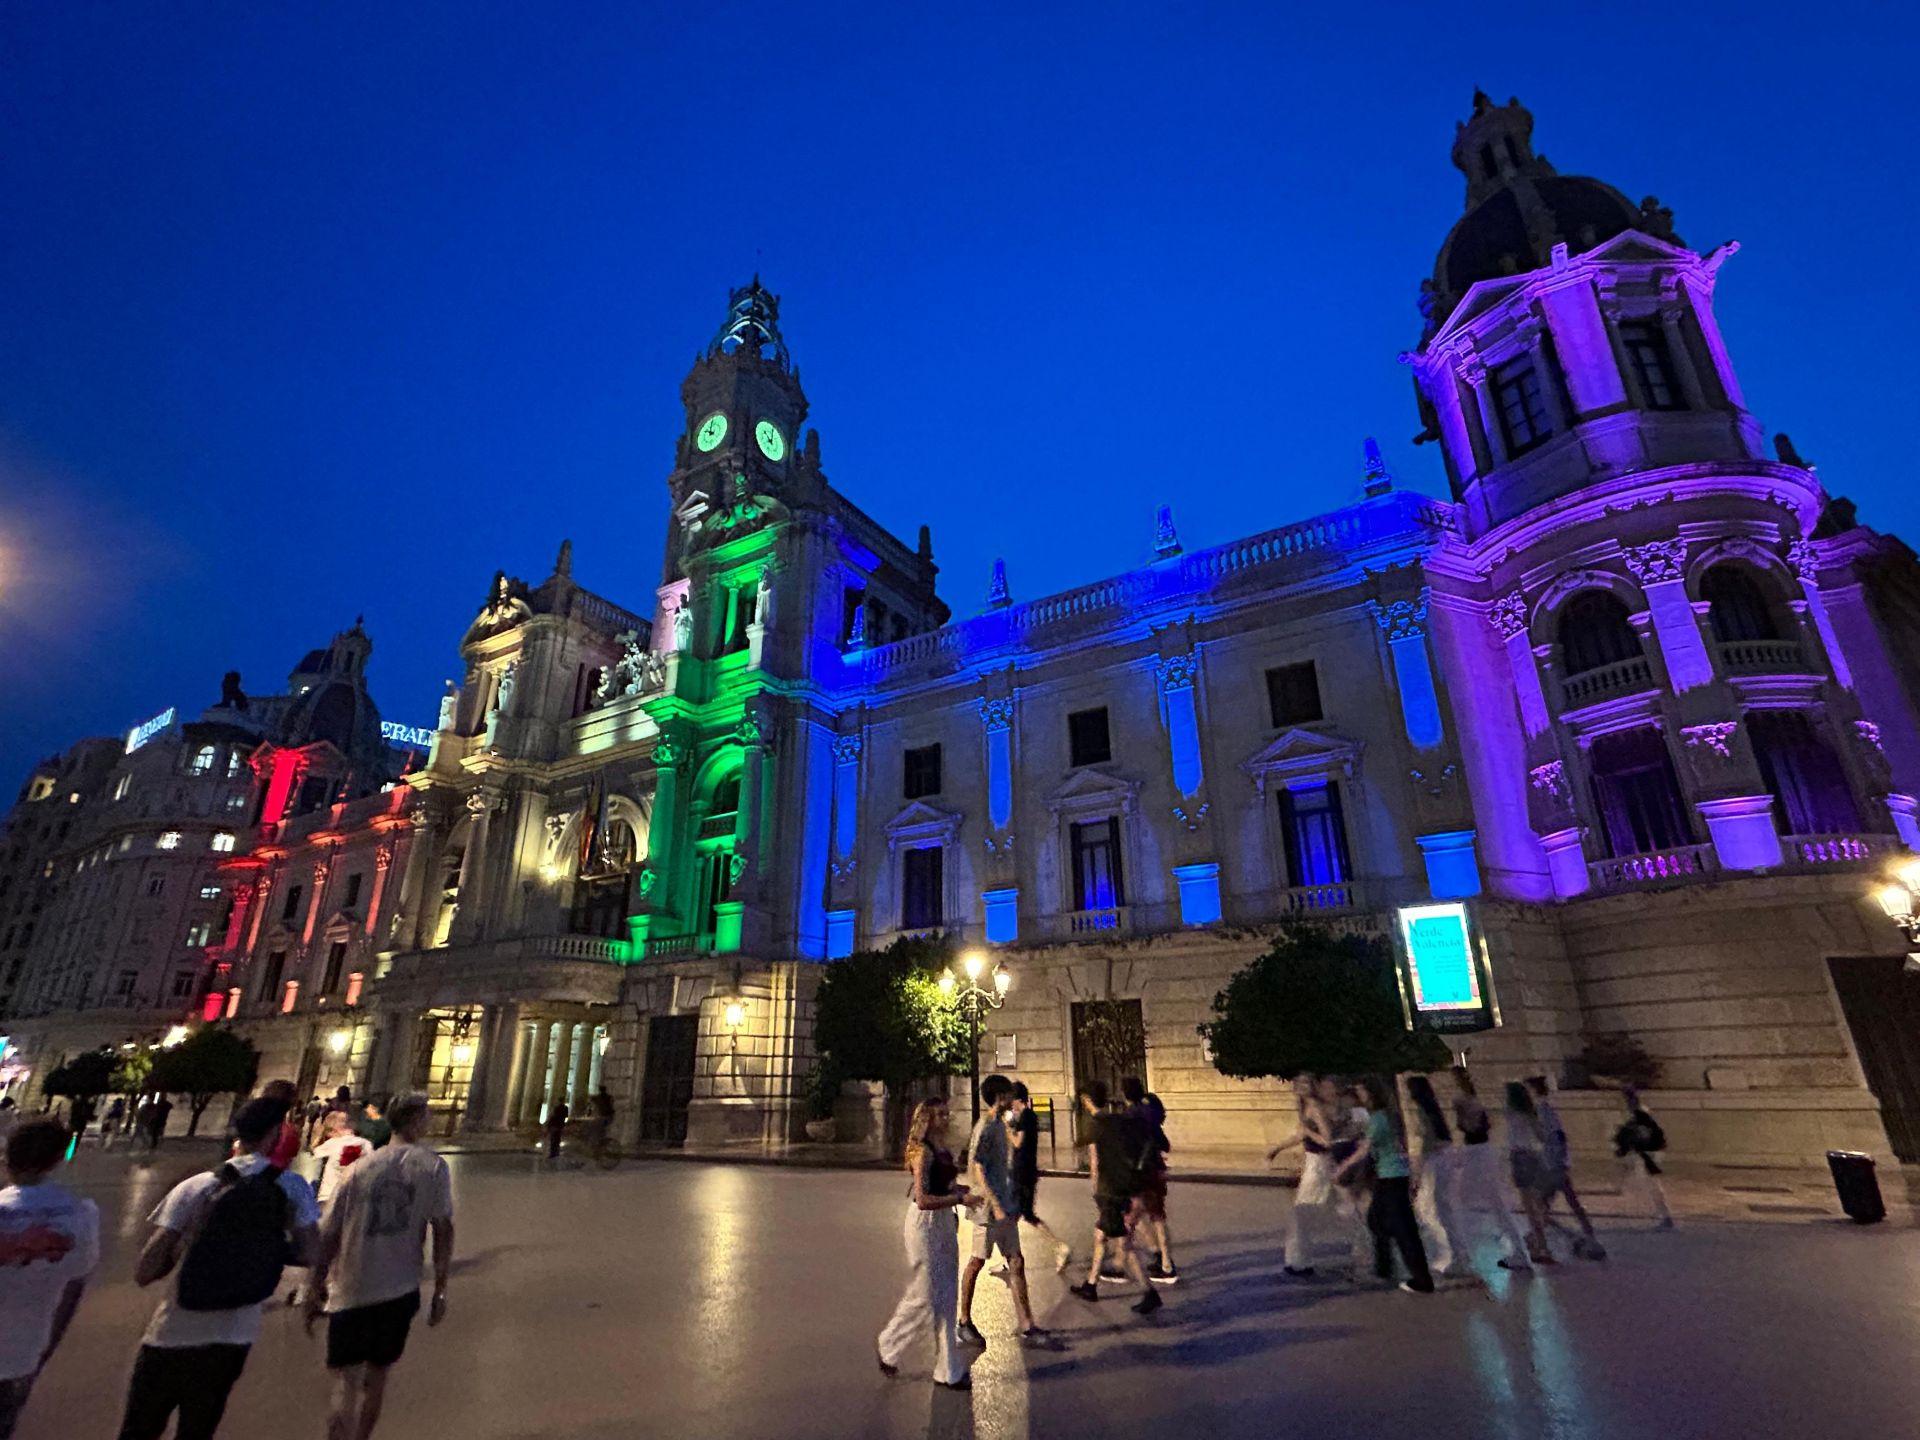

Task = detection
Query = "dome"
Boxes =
[1422,94,1681,336]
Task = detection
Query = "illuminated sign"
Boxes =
[1396,902,1486,1022]
[380,722,435,749]
[125,708,177,753]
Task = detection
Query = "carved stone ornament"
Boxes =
[1529,761,1566,800]
[595,630,664,706]
[652,737,680,768]
[374,846,394,874]
[736,707,769,749]
[1171,801,1210,832]
[1855,720,1885,754]
[1409,762,1459,799]
[830,856,858,879]
[637,865,657,898]
[1622,538,1689,586]
[1371,590,1431,642]
[1489,591,1529,640]
[977,697,1015,733]
[1156,653,1199,693]
[1786,539,1820,582]
[830,734,864,765]
[982,832,1014,855]
[728,853,748,885]
[1681,721,1737,759]
[464,790,502,818]
[312,861,330,886]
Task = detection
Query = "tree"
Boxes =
[113,1044,155,1098]
[43,1049,117,1102]
[1200,925,1452,1081]
[149,1028,260,1136]
[813,935,968,1137]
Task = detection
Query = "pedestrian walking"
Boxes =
[876,1099,975,1390]
[1449,1067,1532,1270]
[1271,1075,1335,1276]
[1067,1080,1161,1315]
[1405,1075,1469,1276]
[103,1097,127,1150]
[1002,1082,1072,1274]
[304,1093,454,1440]
[261,1080,305,1172]
[145,1096,173,1152]
[119,1097,319,1440]
[355,1098,393,1151]
[288,1111,371,1308]
[1337,1077,1433,1293]
[543,1098,570,1164]
[587,1086,616,1163]
[1121,1076,1178,1285]
[1504,1081,1558,1265]
[0,1119,99,1439]
[1527,1077,1606,1260]
[959,1075,1041,1345]
[1614,1086,1675,1228]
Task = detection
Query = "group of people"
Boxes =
[0,1080,455,1440]
[0,1092,176,1154]
[1274,1067,1673,1293]
[876,1072,1179,1389]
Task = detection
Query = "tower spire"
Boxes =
[711,277,789,365]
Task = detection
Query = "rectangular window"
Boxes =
[344,873,363,908]
[1620,322,1682,411]
[209,832,236,853]
[344,971,364,1007]
[184,921,212,948]
[903,743,943,800]
[113,774,131,802]
[261,950,286,998]
[199,884,222,901]
[115,969,138,997]
[1493,357,1553,456]
[156,831,182,851]
[171,970,195,999]
[145,876,165,898]
[281,884,303,923]
[1265,662,1324,728]
[281,979,300,1014]
[900,846,944,930]
[1070,818,1126,910]
[187,747,215,776]
[225,793,249,812]
[322,941,348,994]
[1277,782,1354,887]
[1068,707,1112,767]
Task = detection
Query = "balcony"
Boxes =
[1716,639,1811,675]
[1282,882,1358,915]
[1589,844,1717,892]
[1783,833,1899,868]
[1561,656,1656,709]
[642,933,713,959]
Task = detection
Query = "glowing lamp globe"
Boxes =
[993,969,1011,996]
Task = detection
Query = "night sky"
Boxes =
[3,4,1917,788]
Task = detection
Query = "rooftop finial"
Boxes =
[712,277,789,365]
[1363,437,1394,496]
[1154,505,1181,559]
[987,558,1010,609]
[554,538,574,578]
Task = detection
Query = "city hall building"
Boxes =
[8,96,1920,1164]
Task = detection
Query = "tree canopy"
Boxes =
[43,1048,117,1100]
[813,935,968,1091]
[150,1027,260,1134]
[1200,925,1452,1080]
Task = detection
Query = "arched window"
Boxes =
[602,820,638,871]
[1557,591,1642,676]
[187,745,217,776]
[1701,565,1781,643]
[1587,728,1694,858]
[1748,710,1862,836]
[710,775,741,818]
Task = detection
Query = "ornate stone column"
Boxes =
[1623,539,1714,693]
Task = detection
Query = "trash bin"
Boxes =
[1827,1149,1886,1224]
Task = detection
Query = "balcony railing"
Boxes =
[1283,882,1358,914]
[1561,656,1657,709]
[1784,833,1897,867]
[1590,843,1717,891]
[1717,638,1810,674]
[1067,906,1129,935]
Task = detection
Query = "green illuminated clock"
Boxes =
[694,412,729,452]
[754,419,786,462]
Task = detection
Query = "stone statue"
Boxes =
[495,661,517,716]
[672,603,693,654]
[437,680,458,730]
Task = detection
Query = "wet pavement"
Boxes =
[16,1144,1920,1439]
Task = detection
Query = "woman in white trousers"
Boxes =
[1272,1076,1369,1276]
[1406,1075,1468,1275]
[877,1099,978,1389]
[1448,1067,1534,1270]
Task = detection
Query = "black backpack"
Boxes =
[176,1163,293,1312]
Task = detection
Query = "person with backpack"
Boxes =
[1614,1085,1674,1229]
[1120,1076,1177,1285]
[1067,1081,1161,1316]
[119,1097,319,1440]
[303,1093,453,1440]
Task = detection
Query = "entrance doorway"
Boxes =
[1828,955,1920,1162]
[638,1014,699,1146]
[1071,998,1147,1107]
[411,1008,481,1136]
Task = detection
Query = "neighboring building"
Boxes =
[0,626,407,1104]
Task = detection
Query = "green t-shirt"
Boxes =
[1366,1109,1409,1180]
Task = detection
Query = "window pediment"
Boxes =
[1242,728,1363,793]
[884,799,962,851]
[1043,766,1140,818]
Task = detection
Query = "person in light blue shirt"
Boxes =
[1335,1077,1433,1293]
[957,1075,1040,1345]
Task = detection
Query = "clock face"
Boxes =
[694,412,728,452]
[754,419,787,462]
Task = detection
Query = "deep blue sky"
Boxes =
[4,3,1917,787]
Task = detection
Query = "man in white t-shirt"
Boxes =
[0,1119,99,1439]
[121,1097,319,1440]
[305,1091,453,1440]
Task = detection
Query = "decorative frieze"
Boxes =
[1371,590,1431,642]
[1156,653,1199,693]
[977,697,1015,733]
[1489,591,1529,640]
[1529,761,1566,800]
[1681,721,1737,759]
[1786,539,1819,582]
[1623,538,1689,585]
[829,734,864,765]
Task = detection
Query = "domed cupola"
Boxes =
[275,619,389,788]
[1425,92,1680,337]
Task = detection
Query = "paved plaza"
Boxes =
[16,1145,1920,1439]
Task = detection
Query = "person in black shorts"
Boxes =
[1067,1081,1160,1316]
[1001,1082,1072,1274]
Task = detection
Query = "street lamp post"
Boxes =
[939,949,1012,1125]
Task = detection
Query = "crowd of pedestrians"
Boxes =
[0,1083,454,1440]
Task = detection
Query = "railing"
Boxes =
[1067,906,1129,934]
[1716,638,1810,674]
[697,813,738,841]
[573,591,651,637]
[1589,844,1717,891]
[1283,882,1357,914]
[643,933,712,959]
[1785,833,1896,866]
[1561,656,1656,708]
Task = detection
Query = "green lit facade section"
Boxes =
[754,419,786,462]
[695,412,729,451]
